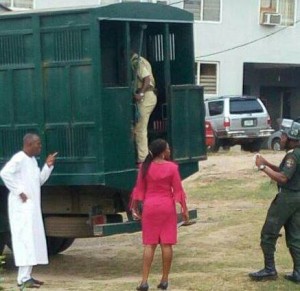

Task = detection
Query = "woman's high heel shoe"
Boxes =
[157,281,168,290]
[136,282,149,291]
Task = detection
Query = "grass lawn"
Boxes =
[168,151,298,291]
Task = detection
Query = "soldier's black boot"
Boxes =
[284,270,300,283]
[249,253,278,281]
[284,249,300,284]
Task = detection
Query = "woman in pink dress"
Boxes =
[131,139,189,291]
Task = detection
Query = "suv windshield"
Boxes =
[230,99,263,114]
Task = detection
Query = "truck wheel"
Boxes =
[46,237,75,256]
[0,237,5,255]
[0,232,11,254]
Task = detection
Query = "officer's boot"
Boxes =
[249,253,278,281]
[284,249,300,284]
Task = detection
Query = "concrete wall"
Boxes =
[33,0,300,107]
[35,0,99,9]
[194,0,300,97]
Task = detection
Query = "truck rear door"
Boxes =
[168,84,206,178]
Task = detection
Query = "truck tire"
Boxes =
[3,233,74,256]
[46,237,75,256]
[0,232,11,254]
[0,237,5,255]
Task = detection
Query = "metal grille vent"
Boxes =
[54,30,83,62]
[0,35,25,65]
[0,128,37,159]
[150,33,175,62]
[47,126,89,158]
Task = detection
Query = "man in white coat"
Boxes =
[0,133,57,289]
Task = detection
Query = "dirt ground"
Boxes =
[0,148,285,291]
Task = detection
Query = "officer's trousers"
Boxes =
[261,191,300,255]
[134,91,157,162]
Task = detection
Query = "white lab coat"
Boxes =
[0,151,53,266]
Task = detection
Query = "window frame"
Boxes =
[260,0,296,26]
[184,0,222,23]
[0,0,34,9]
[195,61,219,98]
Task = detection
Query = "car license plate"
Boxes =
[243,119,255,127]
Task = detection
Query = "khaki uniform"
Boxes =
[131,54,157,162]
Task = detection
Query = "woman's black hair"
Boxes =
[141,138,168,178]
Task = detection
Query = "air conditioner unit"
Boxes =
[262,13,282,26]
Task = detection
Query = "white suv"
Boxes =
[205,95,274,152]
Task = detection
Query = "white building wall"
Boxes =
[32,0,300,100]
[35,0,99,9]
[194,0,300,96]
[35,0,168,9]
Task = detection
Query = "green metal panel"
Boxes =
[0,192,9,233]
[39,12,100,185]
[13,69,37,124]
[170,23,195,85]
[101,87,137,190]
[0,71,11,126]
[39,11,90,28]
[0,16,32,31]
[97,3,193,23]
[102,88,135,169]
[93,209,198,237]
[0,3,201,189]
[168,85,206,163]
[0,15,41,164]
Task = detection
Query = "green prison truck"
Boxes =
[0,2,206,255]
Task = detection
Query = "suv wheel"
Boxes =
[222,145,230,151]
[209,137,220,153]
[241,140,262,153]
[271,137,281,151]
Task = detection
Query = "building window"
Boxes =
[0,0,10,7]
[0,0,33,9]
[261,0,277,11]
[260,0,295,26]
[278,0,295,25]
[184,0,221,22]
[196,62,218,95]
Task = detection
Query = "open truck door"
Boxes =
[168,84,206,179]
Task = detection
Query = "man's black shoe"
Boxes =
[249,268,278,281]
[284,272,300,284]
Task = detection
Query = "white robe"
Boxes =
[0,151,53,266]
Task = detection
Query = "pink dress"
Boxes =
[131,161,187,245]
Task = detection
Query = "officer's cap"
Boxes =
[281,119,300,141]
